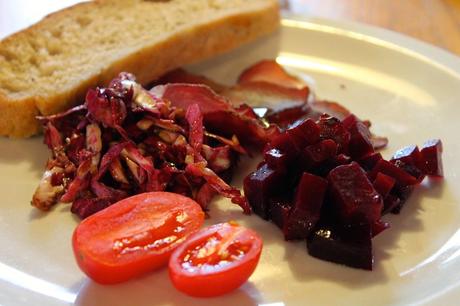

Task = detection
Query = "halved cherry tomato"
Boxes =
[72,192,204,284]
[168,222,263,297]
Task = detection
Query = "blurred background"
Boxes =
[283,0,460,55]
[1,0,460,55]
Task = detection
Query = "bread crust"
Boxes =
[0,0,279,137]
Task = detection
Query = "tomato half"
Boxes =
[72,192,204,284]
[168,222,263,297]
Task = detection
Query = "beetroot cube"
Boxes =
[309,156,351,179]
[373,172,395,198]
[307,222,373,270]
[264,148,289,170]
[334,154,352,166]
[317,115,351,153]
[244,163,285,219]
[328,162,383,225]
[383,194,401,215]
[392,145,423,167]
[284,172,328,240]
[391,145,426,182]
[312,154,352,177]
[358,152,383,171]
[269,197,292,230]
[348,121,374,159]
[300,139,338,170]
[420,139,443,176]
[393,159,425,183]
[341,113,359,130]
[287,118,320,149]
[266,131,299,160]
[369,159,417,187]
[372,220,390,237]
[390,185,414,214]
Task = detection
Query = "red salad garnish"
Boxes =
[31,72,276,217]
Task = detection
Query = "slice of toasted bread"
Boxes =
[0,0,279,137]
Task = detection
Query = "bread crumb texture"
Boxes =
[0,0,279,137]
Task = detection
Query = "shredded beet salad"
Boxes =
[31,72,279,218]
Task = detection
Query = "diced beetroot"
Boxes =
[391,145,425,182]
[244,163,286,219]
[310,154,353,178]
[334,154,352,166]
[286,119,320,150]
[420,139,443,176]
[391,145,423,168]
[310,153,353,178]
[372,220,390,237]
[269,196,292,230]
[317,115,351,153]
[390,201,404,214]
[300,139,338,171]
[309,153,352,179]
[341,114,359,130]
[284,173,328,240]
[264,148,289,170]
[398,184,414,202]
[369,159,417,187]
[392,159,425,183]
[383,194,401,215]
[343,114,387,153]
[328,162,383,226]
[307,222,373,270]
[390,185,414,214]
[358,152,383,172]
[348,121,374,159]
[373,172,395,199]
[266,131,299,160]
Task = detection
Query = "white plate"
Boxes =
[1,16,460,306]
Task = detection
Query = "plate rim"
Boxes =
[282,14,460,81]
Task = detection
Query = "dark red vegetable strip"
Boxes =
[185,104,204,153]
[185,162,250,214]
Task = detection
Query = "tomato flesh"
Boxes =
[72,192,204,284]
[169,222,263,297]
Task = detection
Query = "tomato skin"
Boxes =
[168,222,263,297]
[72,192,204,284]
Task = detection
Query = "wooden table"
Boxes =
[1,0,460,56]
[285,0,460,56]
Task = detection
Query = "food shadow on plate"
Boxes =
[28,207,52,221]
[0,136,48,178]
[374,178,447,259]
[282,237,390,289]
[27,199,77,221]
[283,178,447,289]
[75,268,263,306]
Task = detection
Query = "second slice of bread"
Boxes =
[0,0,279,137]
